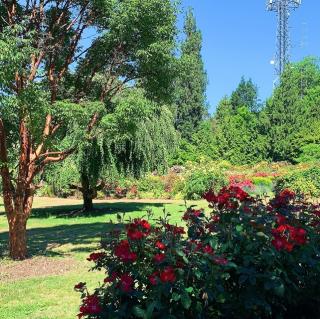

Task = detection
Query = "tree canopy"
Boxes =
[174,9,208,140]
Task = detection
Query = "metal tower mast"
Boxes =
[267,0,302,76]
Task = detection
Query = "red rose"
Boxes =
[203,189,217,203]
[283,241,294,252]
[127,228,145,240]
[165,224,186,235]
[104,272,118,283]
[114,240,137,263]
[148,272,159,286]
[290,227,307,245]
[126,219,151,240]
[271,224,306,252]
[203,245,214,255]
[87,252,105,262]
[153,253,165,263]
[213,256,228,266]
[189,240,203,252]
[243,205,251,213]
[138,219,151,231]
[155,241,166,250]
[74,282,86,290]
[78,294,102,318]
[183,209,203,221]
[272,237,286,251]
[275,213,287,225]
[212,215,220,223]
[119,273,134,292]
[160,266,176,283]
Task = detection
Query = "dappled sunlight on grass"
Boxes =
[0,197,205,319]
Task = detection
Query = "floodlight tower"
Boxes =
[267,0,302,76]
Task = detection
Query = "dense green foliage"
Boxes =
[230,77,260,112]
[43,89,178,198]
[174,9,208,140]
[295,144,320,163]
[275,167,320,198]
[263,58,320,162]
[47,0,179,209]
[171,58,320,167]
[78,188,320,318]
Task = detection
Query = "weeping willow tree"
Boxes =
[70,89,178,211]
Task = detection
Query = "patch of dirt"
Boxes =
[0,256,78,283]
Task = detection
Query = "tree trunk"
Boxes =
[7,213,28,260]
[5,191,34,260]
[83,191,94,211]
[81,172,96,212]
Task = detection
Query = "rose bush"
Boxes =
[76,187,320,319]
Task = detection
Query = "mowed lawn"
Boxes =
[0,197,205,319]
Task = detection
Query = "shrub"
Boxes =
[42,156,80,197]
[137,175,166,198]
[251,176,273,187]
[183,163,228,200]
[275,167,320,198]
[251,176,274,195]
[295,143,320,163]
[76,187,320,319]
[36,183,55,197]
[183,170,227,200]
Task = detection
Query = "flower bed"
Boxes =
[76,187,320,319]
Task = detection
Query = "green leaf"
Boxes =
[236,225,243,232]
[172,292,181,301]
[133,306,146,319]
[181,293,192,310]
[146,302,157,319]
[256,232,269,239]
[185,287,193,293]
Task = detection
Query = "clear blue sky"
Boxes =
[180,0,320,113]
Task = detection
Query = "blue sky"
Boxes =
[180,0,320,113]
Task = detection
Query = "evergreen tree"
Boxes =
[263,58,320,162]
[175,9,208,140]
[231,77,260,112]
[213,100,267,165]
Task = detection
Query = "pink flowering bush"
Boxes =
[76,187,320,319]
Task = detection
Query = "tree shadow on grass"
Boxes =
[0,201,186,258]
[0,222,123,258]
[29,201,167,219]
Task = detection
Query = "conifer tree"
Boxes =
[231,77,260,113]
[175,9,208,140]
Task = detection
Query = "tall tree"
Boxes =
[212,97,268,165]
[0,0,177,259]
[174,9,208,140]
[230,77,260,113]
[69,89,178,211]
[66,0,178,211]
[0,1,98,260]
[262,58,320,162]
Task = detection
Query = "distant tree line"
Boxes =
[172,58,320,166]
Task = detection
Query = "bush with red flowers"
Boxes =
[76,187,320,319]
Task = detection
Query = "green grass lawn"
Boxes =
[0,197,204,319]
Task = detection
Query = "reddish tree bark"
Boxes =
[0,1,93,259]
[0,117,73,259]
